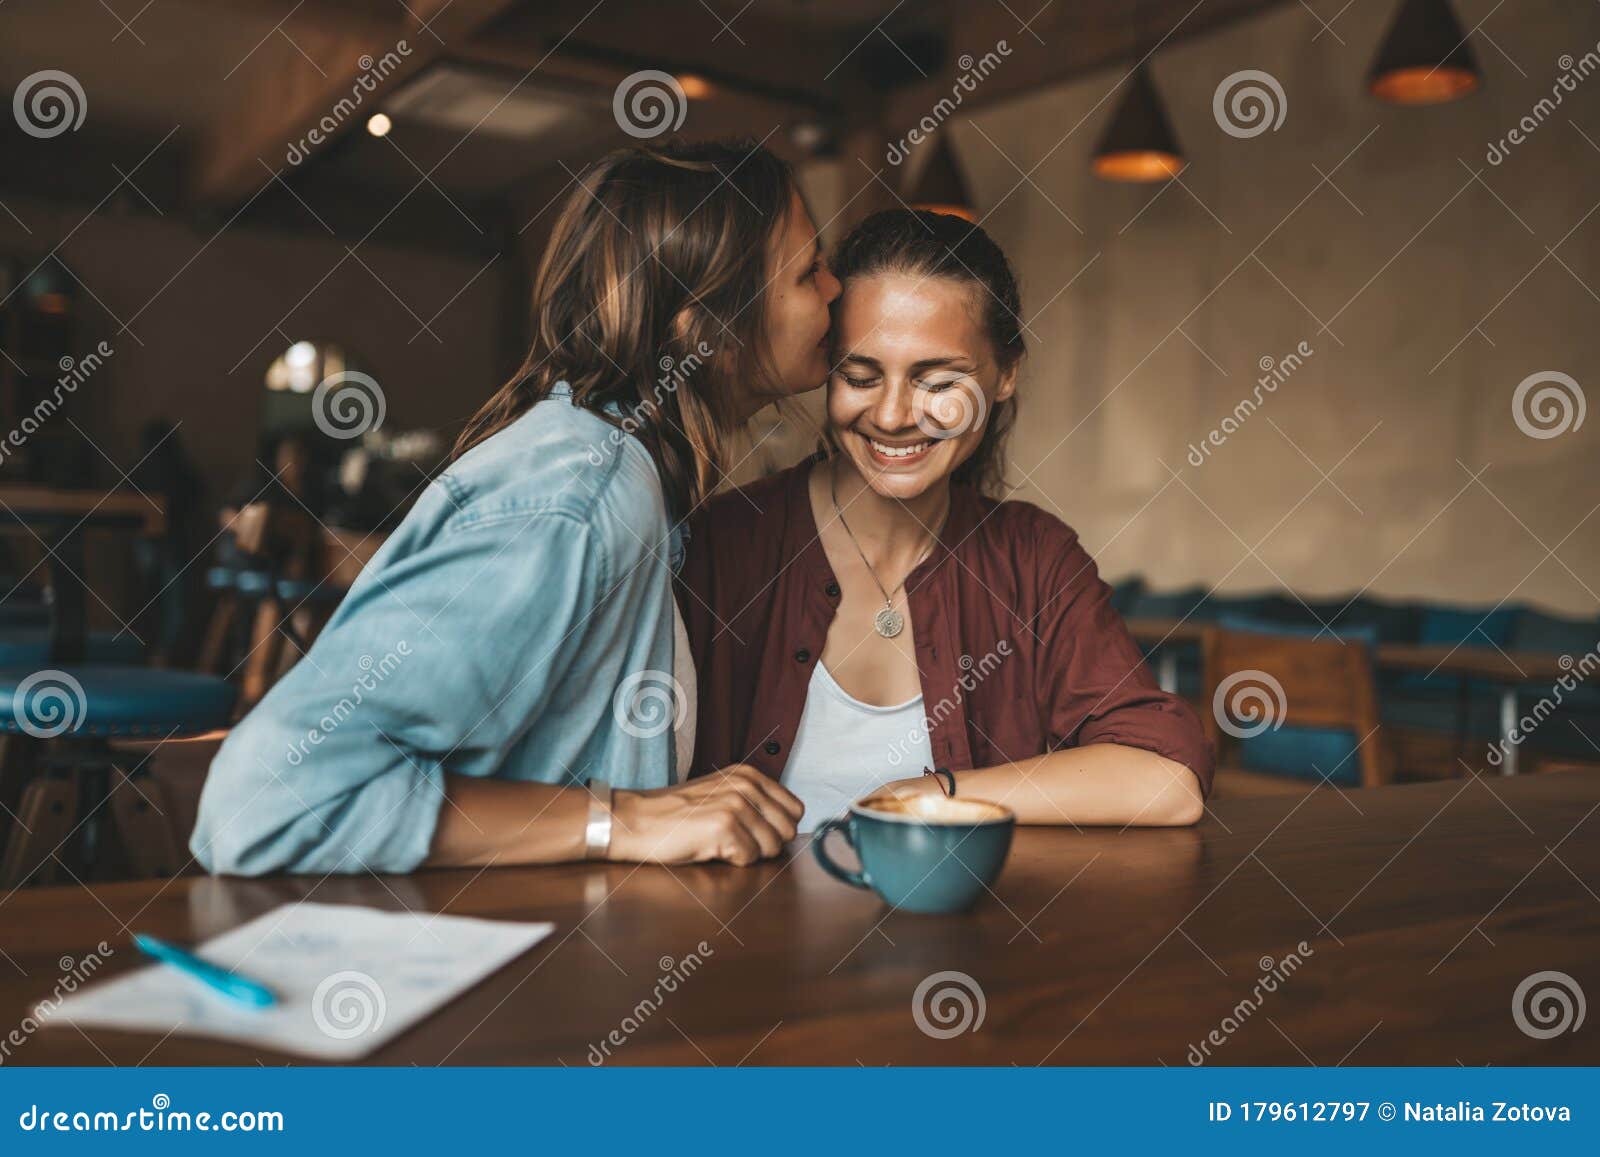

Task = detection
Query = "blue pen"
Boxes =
[133,934,278,1010]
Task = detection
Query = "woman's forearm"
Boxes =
[903,744,1205,827]
[425,774,588,867]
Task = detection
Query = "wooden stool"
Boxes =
[0,665,235,887]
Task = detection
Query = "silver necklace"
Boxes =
[829,461,948,639]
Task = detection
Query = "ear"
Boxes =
[993,360,1019,405]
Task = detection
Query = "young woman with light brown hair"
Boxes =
[193,140,834,875]
[682,209,1212,832]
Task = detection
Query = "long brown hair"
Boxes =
[830,209,1024,497]
[454,139,798,516]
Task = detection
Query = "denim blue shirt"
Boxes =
[191,386,680,875]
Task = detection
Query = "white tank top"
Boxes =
[671,596,696,783]
[781,662,933,833]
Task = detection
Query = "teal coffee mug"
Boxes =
[811,793,1015,914]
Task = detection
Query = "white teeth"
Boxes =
[869,439,931,459]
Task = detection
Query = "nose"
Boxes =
[869,377,916,434]
[818,265,842,305]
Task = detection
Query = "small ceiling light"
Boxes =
[366,112,393,137]
[1369,0,1481,105]
[907,135,977,222]
[1092,65,1185,182]
[676,74,714,100]
[791,121,835,156]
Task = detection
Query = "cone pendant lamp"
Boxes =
[908,135,977,221]
[1369,0,1481,105]
[1093,65,1185,182]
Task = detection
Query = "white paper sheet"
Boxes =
[43,901,555,1060]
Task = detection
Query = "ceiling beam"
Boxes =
[190,0,524,207]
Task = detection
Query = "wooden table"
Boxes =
[0,484,165,661]
[1125,616,1584,775]
[3,771,1597,1065]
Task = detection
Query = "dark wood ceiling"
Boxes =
[0,0,1295,223]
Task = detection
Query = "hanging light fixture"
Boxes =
[1092,64,1185,182]
[1369,0,1480,105]
[907,135,977,221]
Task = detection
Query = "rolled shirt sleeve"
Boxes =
[1037,531,1215,796]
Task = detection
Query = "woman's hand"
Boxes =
[609,765,805,866]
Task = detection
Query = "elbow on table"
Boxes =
[1165,781,1205,826]
[191,748,441,876]
[1152,759,1207,827]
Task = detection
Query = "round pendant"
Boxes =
[873,606,905,638]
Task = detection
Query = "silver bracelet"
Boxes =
[584,782,614,861]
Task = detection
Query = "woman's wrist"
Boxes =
[884,773,945,800]
[604,789,645,862]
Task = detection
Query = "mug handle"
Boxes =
[811,817,870,889]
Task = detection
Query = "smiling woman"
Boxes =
[681,209,1213,834]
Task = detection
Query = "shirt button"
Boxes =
[824,581,840,598]
[764,740,781,755]
[795,648,811,663]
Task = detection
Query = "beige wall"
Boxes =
[810,0,1600,616]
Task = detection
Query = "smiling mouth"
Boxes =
[864,436,934,462]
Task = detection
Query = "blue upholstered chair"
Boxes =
[1210,613,1383,787]
[0,665,236,886]
[1203,618,1391,793]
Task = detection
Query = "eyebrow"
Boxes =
[837,353,974,371]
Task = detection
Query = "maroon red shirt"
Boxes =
[678,461,1214,795]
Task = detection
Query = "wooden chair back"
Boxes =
[1202,626,1390,788]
